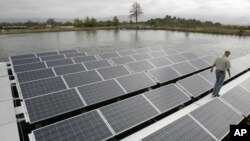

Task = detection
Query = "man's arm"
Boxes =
[227,68,231,77]
[210,63,216,73]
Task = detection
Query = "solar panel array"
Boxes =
[9,48,250,141]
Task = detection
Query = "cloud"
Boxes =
[0,0,250,24]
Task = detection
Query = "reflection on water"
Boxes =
[0,30,250,61]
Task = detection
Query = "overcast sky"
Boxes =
[1,0,250,25]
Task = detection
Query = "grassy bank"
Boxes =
[1,25,250,36]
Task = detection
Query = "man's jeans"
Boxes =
[213,70,225,96]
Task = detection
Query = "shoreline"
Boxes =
[1,25,250,36]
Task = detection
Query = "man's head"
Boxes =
[224,50,230,57]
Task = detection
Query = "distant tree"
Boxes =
[74,18,83,27]
[90,17,97,27]
[129,2,143,25]
[113,16,119,26]
[46,18,56,25]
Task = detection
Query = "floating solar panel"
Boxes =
[65,52,87,58]
[116,72,156,93]
[240,78,250,91]
[189,58,211,70]
[118,50,136,56]
[111,56,135,65]
[132,53,152,61]
[25,89,84,123]
[36,51,58,57]
[171,62,197,76]
[148,57,172,68]
[99,52,119,59]
[83,60,112,70]
[12,57,40,66]
[201,56,216,65]
[97,65,130,80]
[63,70,102,88]
[58,49,78,54]
[222,86,250,117]
[163,49,179,55]
[148,66,181,83]
[199,70,216,84]
[166,54,187,63]
[16,68,55,83]
[231,59,248,72]
[181,52,198,60]
[73,55,97,63]
[190,99,244,140]
[46,59,74,67]
[20,77,67,99]
[142,115,216,141]
[144,84,190,113]
[134,48,150,53]
[148,51,166,57]
[78,79,125,105]
[40,54,65,61]
[127,60,155,73]
[53,63,85,75]
[177,75,213,97]
[33,110,113,141]
[100,95,158,133]
[11,54,36,60]
[13,62,46,73]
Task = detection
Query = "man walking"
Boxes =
[211,51,231,97]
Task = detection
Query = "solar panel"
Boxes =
[25,89,84,123]
[147,46,163,51]
[171,62,197,76]
[65,52,87,58]
[12,57,40,66]
[36,51,58,57]
[116,72,156,93]
[189,58,211,70]
[99,52,119,59]
[20,77,67,99]
[127,60,155,73]
[231,59,248,72]
[53,63,85,75]
[100,95,158,133]
[199,70,216,84]
[58,49,78,54]
[97,65,130,80]
[190,99,244,140]
[13,62,46,73]
[63,70,102,88]
[134,48,150,53]
[240,78,250,91]
[142,115,216,141]
[33,110,113,141]
[46,59,74,67]
[222,86,250,116]
[40,54,65,61]
[111,56,135,65]
[177,75,213,97]
[201,56,216,65]
[78,79,125,106]
[163,49,179,55]
[73,55,97,63]
[181,52,198,60]
[148,66,181,83]
[132,53,152,61]
[148,57,172,68]
[16,68,55,83]
[148,51,166,57]
[83,60,112,70]
[11,54,36,60]
[166,54,187,63]
[144,84,190,113]
[118,50,136,56]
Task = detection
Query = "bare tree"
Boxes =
[129,2,143,25]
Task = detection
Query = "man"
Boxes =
[211,51,231,97]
